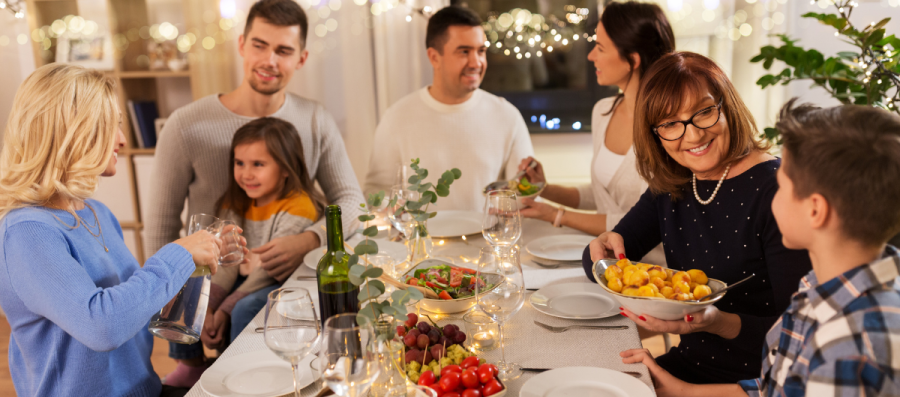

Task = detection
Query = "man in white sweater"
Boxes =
[364,6,534,212]
[145,0,363,386]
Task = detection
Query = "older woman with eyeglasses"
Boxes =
[582,52,812,384]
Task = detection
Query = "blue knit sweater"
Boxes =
[0,199,195,397]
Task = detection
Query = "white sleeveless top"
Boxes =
[594,143,626,188]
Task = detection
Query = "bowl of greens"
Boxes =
[401,259,502,314]
[482,177,545,208]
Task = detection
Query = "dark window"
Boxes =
[457,0,616,133]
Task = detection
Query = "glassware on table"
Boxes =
[406,385,438,397]
[387,185,419,242]
[367,252,398,283]
[369,316,408,397]
[317,205,361,329]
[264,287,322,397]
[310,355,328,393]
[482,190,522,255]
[475,246,525,381]
[462,310,499,352]
[148,213,218,344]
[321,313,381,397]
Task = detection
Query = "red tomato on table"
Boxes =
[461,389,481,397]
[449,268,463,287]
[482,380,503,396]
[438,290,452,300]
[417,370,435,386]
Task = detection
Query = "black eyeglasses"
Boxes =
[652,99,724,141]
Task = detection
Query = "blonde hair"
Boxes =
[0,63,119,220]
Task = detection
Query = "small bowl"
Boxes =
[591,259,727,320]
[482,181,546,209]
[401,259,502,314]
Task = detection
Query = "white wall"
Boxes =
[0,11,35,139]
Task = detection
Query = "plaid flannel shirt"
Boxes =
[738,246,900,397]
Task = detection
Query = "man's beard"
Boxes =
[249,76,283,95]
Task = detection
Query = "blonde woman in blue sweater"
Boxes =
[0,64,240,396]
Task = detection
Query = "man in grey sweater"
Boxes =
[144,0,363,385]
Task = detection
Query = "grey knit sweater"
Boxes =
[143,93,363,259]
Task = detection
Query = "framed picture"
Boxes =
[56,32,114,70]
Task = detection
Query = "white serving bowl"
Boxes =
[401,259,501,314]
[591,259,727,321]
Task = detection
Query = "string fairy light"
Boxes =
[1,0,25,18]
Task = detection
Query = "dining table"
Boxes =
[185,217,656,397]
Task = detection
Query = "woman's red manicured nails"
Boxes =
[639,316,647,321]
[619,307,624,311]
[686,314,694,322]
[620,312,627,317]
[618,253,626,260]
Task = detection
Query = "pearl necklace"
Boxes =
[693,164,731,205]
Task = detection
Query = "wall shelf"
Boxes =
[119,70,191,79]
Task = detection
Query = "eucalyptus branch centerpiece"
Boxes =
[751,0,898,143]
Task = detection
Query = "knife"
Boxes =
[521,368,642,378]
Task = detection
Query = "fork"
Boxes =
[533,320,628,333]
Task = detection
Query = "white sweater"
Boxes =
[364,87,535,212]
[575,97,666,266]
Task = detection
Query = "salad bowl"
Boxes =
[402,259,503,314]
[482,180,545,209]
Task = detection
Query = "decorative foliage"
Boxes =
[346,158,461,329]
[751,0,899,143]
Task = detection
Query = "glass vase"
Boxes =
[407,222,433,265]
[368,317,408,397]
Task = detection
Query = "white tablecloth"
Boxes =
[185,218,655,396]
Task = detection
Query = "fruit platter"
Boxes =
[399,313,507,397]
[401,259,503,314]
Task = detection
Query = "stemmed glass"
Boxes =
[321,314,381,397]
[475,246,525,381]
[388,185,419,241]
[264,288,322,397]
[482,190,522,255]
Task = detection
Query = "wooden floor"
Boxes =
[0,317,677,394]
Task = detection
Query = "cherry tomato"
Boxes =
[484,364,498,377]
[425,281,437,288]
[417,370,436,386]
[429,383,445,397]
[460,356,479,369]
[460,368,480,388]
[477,365,494,384]
[408,278,419,286]
[441,365,462,377]
[439,371,461,391]
[443,393,461,397]
[461,389,481,397]
[482,380,503,396]
[438,290,452,300]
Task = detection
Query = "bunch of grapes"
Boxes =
[397,313,468,367]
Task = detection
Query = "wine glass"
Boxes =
[388,185,420,243]
[475,246,525,381]
[321,313,381,397]
[264,288,322,397]
[482,190,522,254]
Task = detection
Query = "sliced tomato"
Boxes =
[438,290,453,300]
[449,268,463,287]
[408,278,419,286]
[458,267,477,275]
[425,281,438,288]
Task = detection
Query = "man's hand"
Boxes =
[620,349,691,397]
[201,309,230,350]
[252,231,321,282]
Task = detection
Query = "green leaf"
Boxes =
[408,174,420,185]
[366,191,385,209]
[435,184,450,197]
[358,286,379,301]
[357,312,373,327]
[381,304,402,318]
[362,226,379,237]
[413,212,431,222]
[451,168,462,179]
[422,191,437,204]
[406,200,423,211]
[416,183,434,193]
[358,214,376,222]
[835,51,858,60]
[349,264,366,285]
[366,279,385,293]
[362,266,384,279]
[348,254,359,267]
[416,168,428,179]
[870,18,891,33]
[354,240,379,255]
[428,212,437,219]
[864,29,885,49]
[407,287,424,300]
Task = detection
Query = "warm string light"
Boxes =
[1,0,24,18]
[482,6,588,60]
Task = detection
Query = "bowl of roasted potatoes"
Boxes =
[591,258,727,320]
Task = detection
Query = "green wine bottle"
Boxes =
[316,205,360,328]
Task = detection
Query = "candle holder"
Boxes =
[463,311,499,352]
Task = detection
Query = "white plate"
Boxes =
[199,350,316,397]
[428,210,483,238]
[525,235,595,261]
[303,238,407,270]
[530,283,619,319]
[520,367,654,397]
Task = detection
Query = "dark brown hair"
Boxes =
[633,52,770,199]
[244,0,309,49]
[599,1,675,115]
[215,117,326,221]
[778,99,900,247]
[426,5,482,53]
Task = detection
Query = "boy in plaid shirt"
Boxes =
[621,100,900,396]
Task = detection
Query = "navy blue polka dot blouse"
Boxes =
[582,158,812,383]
